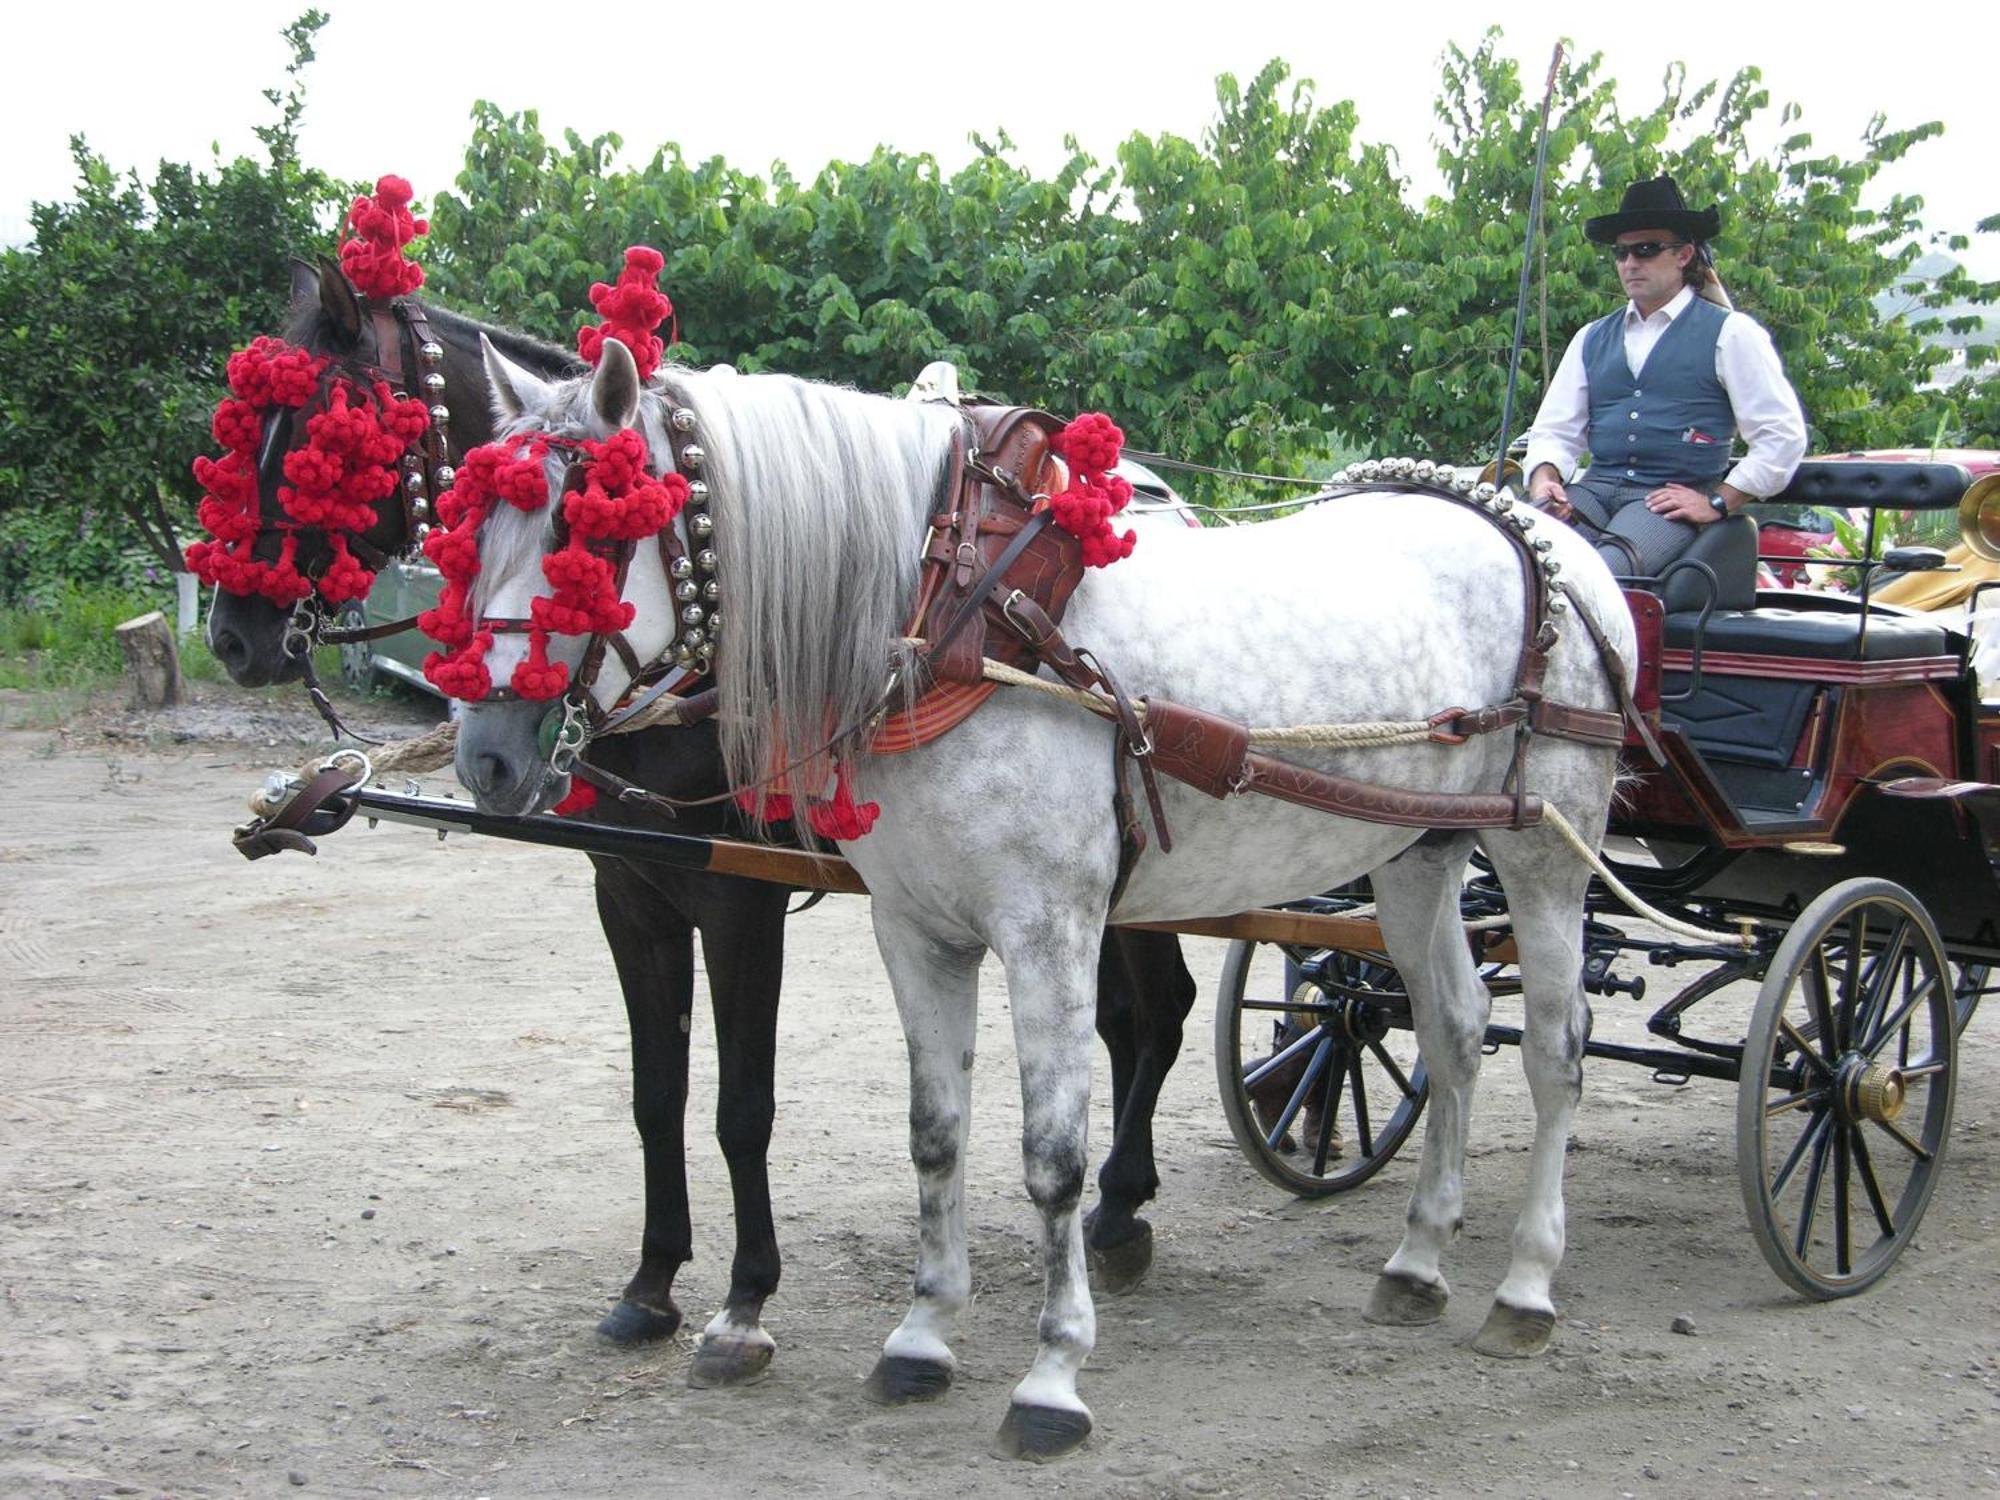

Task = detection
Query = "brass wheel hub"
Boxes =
[1839,1056,1907,1125]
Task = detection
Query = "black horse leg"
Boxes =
[589,854,699,1345]
[683,873,791,1387]
[1086,928,1197,1294]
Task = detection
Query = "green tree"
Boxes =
[0,10,347,601]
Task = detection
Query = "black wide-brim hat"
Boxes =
[1585,174,1721,245]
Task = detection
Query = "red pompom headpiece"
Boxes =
[184,337,430,605]
[576,246,675,381]
[339,175,428,301]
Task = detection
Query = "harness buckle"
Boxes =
[1427,707,1472,745]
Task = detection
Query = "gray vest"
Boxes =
[1583,298,1734,489]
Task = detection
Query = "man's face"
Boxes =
[1615,229,1693,313]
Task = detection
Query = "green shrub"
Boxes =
[0,581,191,691]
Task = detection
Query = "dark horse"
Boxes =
[203,262,1196,1381]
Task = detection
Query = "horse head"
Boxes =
[452,337,685,814]
[201,262,571,687]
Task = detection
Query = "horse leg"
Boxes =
[687,877,791,1388]
[1468,835,1592,1358]
[862,908,982,1408]
[589,856,695,1346]
[1085,929,1194,1295]
[1363,833,1489,1329]
[993,920,1102,1461]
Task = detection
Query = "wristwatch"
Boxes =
[1707,493,1730,520]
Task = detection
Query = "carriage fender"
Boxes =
[1878,776,2000,854]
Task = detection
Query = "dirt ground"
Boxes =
[3,681,1998,1500]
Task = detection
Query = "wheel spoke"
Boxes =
[1771,1104,1832,1201]
[1847,1125,1896,1240]
[1348,1047,1375,1161]
[1764,1087,1820,1118]
[1264,1036,1332,1152]
[1793,1112,1836,1257]
[1311,1043,1346,1176]
[1898,1059,1949,1081]
[1874,1116,1935,1165]
[1853,919,1912,1045]
[1367,1039,1418,1100]
[1863,973,1942,1062]
[1777,1018,1836,1080]
[1243,1024,1324,1090]
[1833,1118,1852,1275]
[1836,910,1866,1051]
[1804,951,1839,1064]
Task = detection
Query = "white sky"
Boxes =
[4,1,1996,284]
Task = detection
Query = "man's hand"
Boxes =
[1645,482,1719,524]
[1527,464,1572,522]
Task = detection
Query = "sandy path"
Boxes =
[2,693,1997,1498]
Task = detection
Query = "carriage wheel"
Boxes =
[1214,938,1428,1198]
[1735,878,1956,1299]
[336,604,378,692]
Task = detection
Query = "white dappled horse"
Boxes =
[453,338,1634,1460]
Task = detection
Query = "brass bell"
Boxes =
[430,404,450,429]
[704,613,721,636]
[681,627,705,651]
[682,603,706,627]
[692,513,714,538]
[702,580,719,602]
[671,408,698,432]
[410,497,431,522]
[671,557,694,580]
[419,341,445,365]
[423,371,446,395]
[434,465,456,488]
[686,480,709,504]
[675,580,698,602]
[680,444,705,469]
[405,471,427,495]
[414,523,433,543]
[696,549,717,574]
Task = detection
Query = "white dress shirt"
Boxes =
[1523,285,1808,498]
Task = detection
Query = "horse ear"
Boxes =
[315,256,364,343]
[481,334,551,425]
[288,257,320,308]
[591,337,642,430]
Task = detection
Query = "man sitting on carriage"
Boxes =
[1522,174,1807,577]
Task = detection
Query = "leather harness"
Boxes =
[890,411,1648,883]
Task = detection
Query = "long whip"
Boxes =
[1493,42,1565,483]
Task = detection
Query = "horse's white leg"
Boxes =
[1470,831,1593,1358]
[992,912,1101,1462]
[1364,833,1490,1328]
[861,906,982,1406]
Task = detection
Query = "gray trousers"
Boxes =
[1565,473,1714,579]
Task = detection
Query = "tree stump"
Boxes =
[115,610,183,709]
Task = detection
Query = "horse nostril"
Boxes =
[470,752,515,801]
[211,626,247,672]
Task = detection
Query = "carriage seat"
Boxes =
[1662,603,1957,661]
[1658,513,1758,614]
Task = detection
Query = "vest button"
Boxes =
[1630,411,1639,419]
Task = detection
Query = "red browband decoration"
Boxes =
[185,337,431,604]
[417,428,690,702]
[340,175,428,301]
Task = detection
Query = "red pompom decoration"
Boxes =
[576,246,674,381]
[551,780,599,817]
[339,175,428,301]
[805,765,880,841]
[1047,412,1139,570]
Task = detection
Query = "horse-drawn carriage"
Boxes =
[1214,450,2000,1298]
[201,213,2000,1456]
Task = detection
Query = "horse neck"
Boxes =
[421,303,580,451]
[660,372,956,796]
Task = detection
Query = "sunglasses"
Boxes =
[1610,240,1686,262]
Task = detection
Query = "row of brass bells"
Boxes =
[669,408,716,670]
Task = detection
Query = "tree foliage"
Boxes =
[2,16,1994,600]
[0,11,348,599]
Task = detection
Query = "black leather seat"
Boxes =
[1663,604,1958,660]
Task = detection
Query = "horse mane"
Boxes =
[283,289,583,379]
[654,369,960,799]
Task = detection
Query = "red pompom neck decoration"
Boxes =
[576,246,675,381]
[418,427,691,702]
[185,337,431,605]
[340,175,428,301]
[1049,412,1138,569]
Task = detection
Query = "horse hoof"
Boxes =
[1471,1301,1557,1359]
[597,1298,681,1346]
[1363,1271,1449,1327]
[1087,1218,1154,1296]
[688,1335,774,1388]
[860,1354,954,1406]
[992,1402,1092,1462]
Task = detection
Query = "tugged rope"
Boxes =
[297,658,1755,950]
